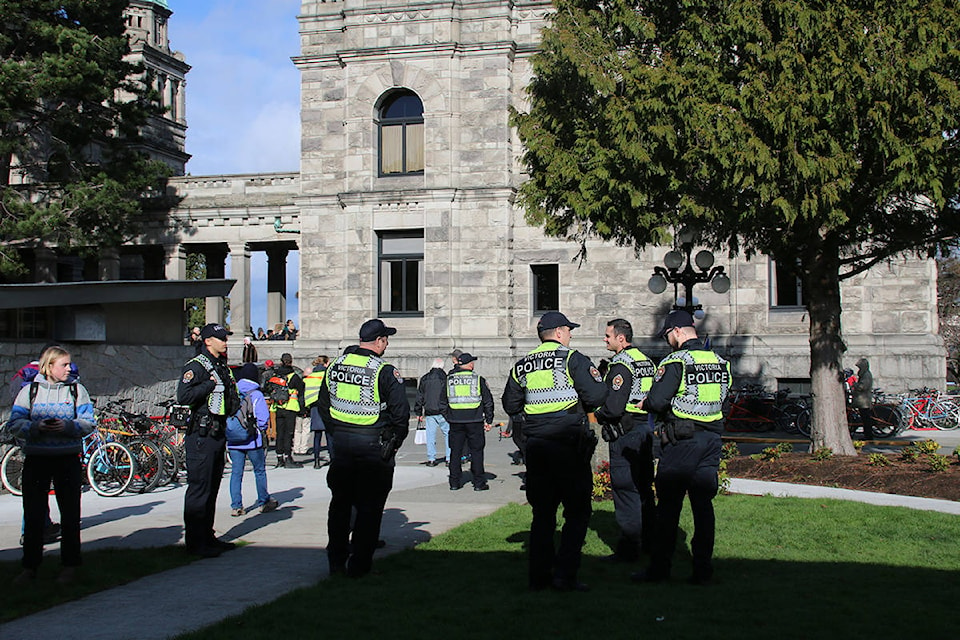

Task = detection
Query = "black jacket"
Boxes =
[414,367,446,416]
[177,347,238,428]
[644,338,724,435]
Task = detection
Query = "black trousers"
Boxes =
[648,430,721,580]
[448,422,486,488]
[22,453,82,570]
[183,432,226,550]
[326,430,394,577]
[274,408,298,456]
[608,416,657,558]
[524,435,592,589]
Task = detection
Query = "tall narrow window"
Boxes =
[378,232,424,315]
[532,264,559,312]
[770,259,804,307]
[378,90,424,176]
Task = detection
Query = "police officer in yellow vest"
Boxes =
[318,319,410,577]
[502,312,608,592]
[595,318,657,562]
[177,323,240,558]
[633,310,731,586]
[272,353,306,469]
[439,353,495,491]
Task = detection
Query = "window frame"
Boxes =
[769,259,805,309]
[531,264,560,313]
[376,90,425,177]
[377,231,424,317]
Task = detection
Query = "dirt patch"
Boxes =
[726,452,960,502]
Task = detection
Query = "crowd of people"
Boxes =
[4,308,736,592]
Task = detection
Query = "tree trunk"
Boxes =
[804,238,857,456]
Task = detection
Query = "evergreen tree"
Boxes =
[0,0,170,277]
[514,0,960,454]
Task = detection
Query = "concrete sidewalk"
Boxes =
[3,432,959,639]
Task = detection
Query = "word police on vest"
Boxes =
[328,365,376,386]
[514,355,565,376]
[685,362,730,386]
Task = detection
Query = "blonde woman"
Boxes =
[6,346,95,585]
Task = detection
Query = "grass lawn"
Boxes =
[176,495,959,639]
[0,546,194,623]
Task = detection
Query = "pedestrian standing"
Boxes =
[632,310,731,585]
[414,358,451,466]
[241,336,258,364]
[270,353,305,468]
[440,353,495,491]
[318,319,410,577]
[852,357,875,439]
[178,323,240,558]
[303,355,331,468]
[7,346,94,585]
[227,363,279,516]
[595,318,657,562]
[502,312,608,592]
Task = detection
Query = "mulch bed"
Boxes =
[726,452,960,502]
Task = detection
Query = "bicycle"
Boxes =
[3,431,136,497]
[795,400,902,439]
[895,388,960,431]
[724,385,806,433]
[98,400,168,493]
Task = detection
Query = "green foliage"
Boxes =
[718,455,730,493]
[811,447,834,461]
[0,0,170,275]
[185,252,207,330]
[760,442,793,461]
[721,441,740,460]
[852,440,866,451]
[927,454,951,473]
[917,439,942,455]
[867,453,892,467]
[592,460,611,499]
[900,446,922,463]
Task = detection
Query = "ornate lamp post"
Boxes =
[647,229,730,316]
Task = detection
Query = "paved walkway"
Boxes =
[2,433,958,639]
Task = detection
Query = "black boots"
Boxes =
[284,455,303,469]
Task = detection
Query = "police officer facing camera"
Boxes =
[177,323,240,558]
[594,318,657,562]
[502,311,608,592]
[318,318,410,578]
[633,310,731,586]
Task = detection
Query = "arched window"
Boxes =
[377,90,424,176]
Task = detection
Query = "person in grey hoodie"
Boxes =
[851,357,875,439]
[6,346,94,585]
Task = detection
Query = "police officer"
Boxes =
[502,312,607,592]
[633,310,731,585]
[440,353,495,491]
[272,353,306,468]
[178,323,240,558]
[302,355,330,468]
[594,318,657,562]
[318,319,410,577]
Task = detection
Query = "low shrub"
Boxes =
[759,442,793,461]
[721,442,740,460]
[592,461,611,499]
[928,454,951,473]
[867,453,891,466]
[811,447,833,461]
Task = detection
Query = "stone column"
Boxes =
[266,247,288,332]
[229,243,251,336]
[204,245,228,325]
[34,247,57,283]
[98,247,120,281]
[164,244,187,281]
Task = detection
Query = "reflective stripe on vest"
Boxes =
[611,347,656,414]
[277,372,301,412]
[189,354,235,416]
[302,370,325,407]
[512,343,579,415]
[325,353,385,426]
[660,350,731,422]
[447,371,481,410]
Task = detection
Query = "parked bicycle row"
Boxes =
[2,398,187,498]
[724,384,960,438]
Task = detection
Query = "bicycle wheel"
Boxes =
[775,402,805,434]
[870,405,902,438]
[795,408,812,439]
[1,445,25,496]
[87,442,135,497]
[156,439,181,485]
[126,438,164,493]
[928,400,960,430]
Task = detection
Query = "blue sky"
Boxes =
[166,0,302,331]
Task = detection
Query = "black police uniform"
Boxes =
[177,346,238,556]
[439,365,495,490]
[594,349,657,561]
[318,347,410,577]
[641,337,728,583]
[502,340,607,590]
